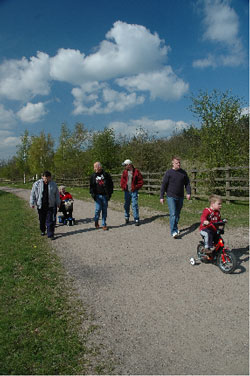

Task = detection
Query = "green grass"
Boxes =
[0,191,113,375]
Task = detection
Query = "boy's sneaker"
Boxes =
[204,248,213,254]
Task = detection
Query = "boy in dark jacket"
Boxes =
[120,159,144,226]
[90,162,113,230]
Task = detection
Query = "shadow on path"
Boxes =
[108,213,169,229]
[178,222,200,238]
[231,245,249,274]
[55,213,169,237]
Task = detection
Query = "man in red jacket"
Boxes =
[120,159,144,226]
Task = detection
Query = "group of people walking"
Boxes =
[29,156,191,239]
[29,156,223,253]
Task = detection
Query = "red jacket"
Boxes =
[200,207,221,231]
[120,168,144,192]
[60,192,73,201]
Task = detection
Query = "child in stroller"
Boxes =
[58,186,75,225]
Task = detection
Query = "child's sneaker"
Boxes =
[204,248,213,254]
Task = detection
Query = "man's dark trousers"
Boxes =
[38,207,55,237]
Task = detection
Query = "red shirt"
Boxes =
[60,192,73,202]
[200,208,221,231]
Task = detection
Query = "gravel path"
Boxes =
[2,187,249,375]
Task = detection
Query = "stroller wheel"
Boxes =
[67,218,73,226]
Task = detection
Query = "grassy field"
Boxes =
[0,191,112,375]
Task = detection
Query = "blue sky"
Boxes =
[0,0,248,159]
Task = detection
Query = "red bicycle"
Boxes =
[190,220,237,274]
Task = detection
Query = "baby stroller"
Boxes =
[58,199,76,226]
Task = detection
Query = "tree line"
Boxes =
[0,90,248,181]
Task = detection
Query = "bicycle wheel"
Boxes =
[197,243,205,259]
[217,250,237,274]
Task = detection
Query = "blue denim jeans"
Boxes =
[167,196,184,235]
[124,190,139,221]
[95,194,108,226]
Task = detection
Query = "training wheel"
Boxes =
[190,257,196,266]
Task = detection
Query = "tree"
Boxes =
[119,127,166,171]
[0,157,20,180]
[16,130,31,182]
[54,123,89,177]
[89,128,120,172]
[188,89,248,167]
[28,131,54,176]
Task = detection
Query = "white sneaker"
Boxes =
[172,232,178,238]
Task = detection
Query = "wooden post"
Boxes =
[192,169,197,197]
[225,166,230,204]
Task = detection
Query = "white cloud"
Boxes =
[0,131,20,159]
[241,106,249,116]
[50,21,169,85]
[0,105,16,129]
[0,52,50,100]
[116,67,189,100]
[50,48,86,84]
[108,117,189,138]
[0,21,188,119]
[82,21,169,80]
[203,0,239,43]
[17,102,47,123]
[192,53,217,68]
[193,0,245,68]
[72,83,145,115]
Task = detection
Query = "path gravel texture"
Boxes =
[2,187,249,375]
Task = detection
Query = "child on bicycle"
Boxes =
[200,194,222,254]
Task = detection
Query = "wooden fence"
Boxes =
[54,165,249,202]
[1,165,248,202]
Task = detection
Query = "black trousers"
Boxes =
[38,207,55,237]
[59,202,72,219]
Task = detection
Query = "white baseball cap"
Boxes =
[122,159,133,166]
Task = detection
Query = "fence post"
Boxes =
[225,166,230,204]
[192,169,197,197]
[147,171,150,192]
